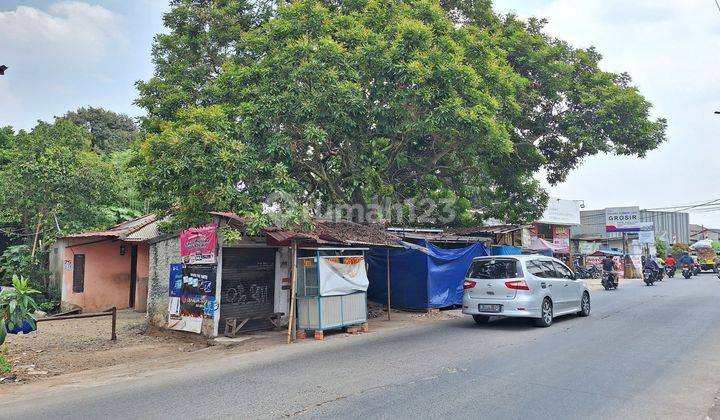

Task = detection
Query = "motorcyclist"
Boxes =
[602,255,616,285]
[643,256,661,281]
[679,252,694,268]
[664,255,676,269]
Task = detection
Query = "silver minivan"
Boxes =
[462,255,590,327]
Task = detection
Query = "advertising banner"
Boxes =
[168,264,218,334]
[605,207,641,233]
[180,224,218,264]
[169,263,183,298]
[552,226,570,253]
[578,241,600,255]
[639,222,655,244]
[537,198,581,226]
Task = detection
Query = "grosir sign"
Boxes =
[605,207,641,232]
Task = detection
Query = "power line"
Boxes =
[674,198,720,213]
[646,198,720,211]
[715,0,720,13]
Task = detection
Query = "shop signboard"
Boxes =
[552,226,570,253]
[638,222,655,244]
[578,241,600,255]
[605,207,641,233]
[180,224,218,264]
[537,198,581,226]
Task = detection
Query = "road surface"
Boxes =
[2,274,720,419]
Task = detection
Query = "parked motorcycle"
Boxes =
[666,265,676,278]
[602,271,619,290]
[682,264,692,279]
[574,264,591,279]
[588,265,602,279]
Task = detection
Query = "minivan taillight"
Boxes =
[463,280,477,289]
[505,280,529,290]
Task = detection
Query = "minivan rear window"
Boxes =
[467,259,521,279]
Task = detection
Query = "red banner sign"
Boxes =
[180,224,217,264]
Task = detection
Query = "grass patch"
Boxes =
[0,347,11,375]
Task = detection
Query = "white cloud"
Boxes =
[0,2,123,65]
[495,0,720,226]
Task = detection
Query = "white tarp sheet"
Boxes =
[691,239,714,250]
[319,256,369,296]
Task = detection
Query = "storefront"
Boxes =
[147,213,398,337]
[532,198,582,263]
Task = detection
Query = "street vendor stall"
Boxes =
[295,248,369,333]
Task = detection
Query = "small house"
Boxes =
[52,215,160,312]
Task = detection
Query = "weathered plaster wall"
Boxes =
[147,236,180,328]
[62,239,134,312]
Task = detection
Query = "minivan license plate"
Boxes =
[478,304,502,313]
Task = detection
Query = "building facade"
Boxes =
[571,209,690,253]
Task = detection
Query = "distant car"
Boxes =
[462,255,591,327]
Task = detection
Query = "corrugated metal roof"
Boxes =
[125,220,161,242]
[63,214,160,242]
[446,224,527,236]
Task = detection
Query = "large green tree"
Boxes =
[0,120,119,245]
[62,107,139,154]
[136,0,275,129]
[136,0,666,226]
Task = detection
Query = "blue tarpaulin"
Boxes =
[367,240,488,310]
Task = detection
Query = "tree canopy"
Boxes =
[62,107,139,154]
[0,120,120,241]
[135,0,667,227]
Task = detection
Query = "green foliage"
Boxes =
[670,243,690,258]
[0,119,120,239]
[0,347,10,375]
[136,0,666,227]
[136,0,275,128]
[0,245,34,285]
[0,126,15,169]
[713,242,720,253]
[62,107,139,154]
[655,238,668,259]
[107,149,145,214]
[0,275,41,346]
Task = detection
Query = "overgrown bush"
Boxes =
[0,347,10,375]
[670,243,690,258]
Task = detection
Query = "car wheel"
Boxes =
[534,299,553,327]
[472,315,490,325]
[578,292,590,317]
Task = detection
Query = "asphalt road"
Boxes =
[3,274,720,420]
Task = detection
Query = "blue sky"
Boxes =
[2,0,719,225]
[0,1,167,129]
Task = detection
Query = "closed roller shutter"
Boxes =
[220,248,276,332]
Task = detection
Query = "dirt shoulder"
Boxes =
[0,310,208,386]
[0,306,461,393]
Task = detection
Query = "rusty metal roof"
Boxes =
[63,214,159,242]
[263,220,401,247]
